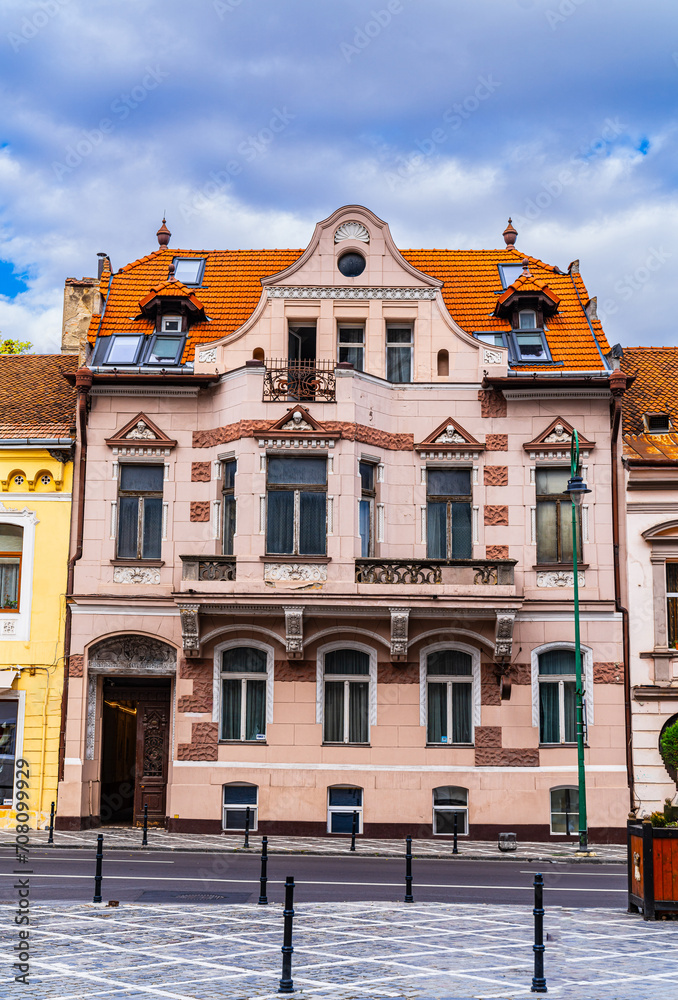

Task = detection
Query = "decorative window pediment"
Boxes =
[415,417,484,454]
[524,418,594,455]
[268,405,339,437]
[106,413,177,455]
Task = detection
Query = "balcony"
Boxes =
[180,555,236,582]
[355,558,516,586]
[263,359,336,402]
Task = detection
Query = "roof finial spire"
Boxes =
[521,257,532,278]
[503,217,518,247]
[156,217,171,247]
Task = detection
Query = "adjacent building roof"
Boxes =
[621,347,678,461]
[0,354,78,439]
[89,243,610,371]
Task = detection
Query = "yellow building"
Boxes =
[0,355,77,829]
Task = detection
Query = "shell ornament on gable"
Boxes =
[334,221,370,243]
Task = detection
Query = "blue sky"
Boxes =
[0,0,676,352]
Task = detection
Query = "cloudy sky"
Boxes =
[0,0,676,352]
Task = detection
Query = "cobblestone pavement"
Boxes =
[0,827,625,863]
[0,901,674,999]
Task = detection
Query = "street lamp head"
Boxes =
[563,474,592,507]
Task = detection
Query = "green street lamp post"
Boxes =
[563,429,592,852]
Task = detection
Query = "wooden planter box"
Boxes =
[627,819,678,920]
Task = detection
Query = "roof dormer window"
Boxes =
[161,314,182,333]
[518,310,537,330]
[144,334,185,366]
[172,258,205,286]
[646,413,671,432]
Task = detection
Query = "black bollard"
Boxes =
[93,834,104,903]
[47,801,55,845]
[405,835,413,902]
[350,810,357,852]
[531,872,547,993]
[244,806,250,849]
[452,811,459,855]
[278,875,295,993]
[258,836,269,905]
[142,803,148,847]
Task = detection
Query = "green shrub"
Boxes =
[660,720,678,773]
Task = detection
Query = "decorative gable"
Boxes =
[106,414,177,456]
[415,418,485,459]
[257,405,340,451]
[523,418,594,458]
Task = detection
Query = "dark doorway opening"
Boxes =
[288,325,316,364]
[100,677,171,827]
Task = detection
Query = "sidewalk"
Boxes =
[0,827,626,862]
[1,900,673,999]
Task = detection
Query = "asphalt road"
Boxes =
[0,848,626,908]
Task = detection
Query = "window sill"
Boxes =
[539,743,589,749]
[0,609,19,615]
[426,743,474,748]
[110,559,165,567]
[219,740,267,745]
[533,564,589,571]
[322,742,370,747]
[261,555,331,563]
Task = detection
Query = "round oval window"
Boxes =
[337,252,366,277]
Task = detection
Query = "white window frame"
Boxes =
[337,324,365,371]
[518,309,537,330]
[385,324,413,383]
[0,507,37,642]
[222,781,258,831]
[432,785,469,836]
[419,642,481,745]
[316,641,377,743]
[359,460,377,557]
[550,785,579,836]
[531,641,594,734]
[327,784,363,835]
[0,691,25,809]
[213,639,274,737]
[160,314,182,333]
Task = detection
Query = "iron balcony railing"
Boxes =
[355,558,516,586]
[263,359,336,402]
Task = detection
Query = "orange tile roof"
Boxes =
[92,244,609,370]
[621,347,678,461]
[0,355,78,438]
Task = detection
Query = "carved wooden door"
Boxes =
[134,692,170,827]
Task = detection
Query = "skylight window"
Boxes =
[145,334,185,366]
[511,332,550,363]
[646,414,670,432]
[93,334,143,366]
[474,333,506,347]
[498,263,525,288]
[172,258,205,286]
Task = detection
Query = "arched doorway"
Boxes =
[88,635,176,827]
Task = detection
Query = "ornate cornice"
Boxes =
[266,286,437,300]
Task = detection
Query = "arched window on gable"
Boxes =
[437,349,449,376]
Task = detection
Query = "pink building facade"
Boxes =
[57,206,629,841]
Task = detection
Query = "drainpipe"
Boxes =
[609,367,635,813]
[58,368,92,786]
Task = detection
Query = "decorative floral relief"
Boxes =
[267,286,436,300]
[483,349,503,365]
[113,566,160,585]
[536,571,586,588]
[1,620,16,634]
[264,563,327,582]
[198,349,217,363]
[334,221,370,243]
